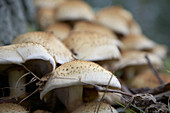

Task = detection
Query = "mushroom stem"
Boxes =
[8,68,26,98]
[56,86,83,112]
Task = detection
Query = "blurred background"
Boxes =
[85,0,170,50]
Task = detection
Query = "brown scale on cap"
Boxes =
[13,32,75,64]
[64,31,121,61]
[0,103,28,113]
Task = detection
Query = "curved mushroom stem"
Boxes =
[56,86,83,112]
[8,68,26,99]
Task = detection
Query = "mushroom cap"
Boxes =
[0,103,28,113]
[13,32,75,64]
[131,70,170,88]
[36,8,55,30]
[64,31,121,61]
[45,22,71,41]
[34,0,67,9]
[121,34,155,50]
[129,20,142,34]
[73,21,119,40]
[0,42,55,72]
[95,6,131,35]
[40,60,121,99]
[55,0,94,21]
[71,101,118,113]
[113,50,163,71]
[151,44,168,59]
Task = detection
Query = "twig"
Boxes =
[145,55,164,84]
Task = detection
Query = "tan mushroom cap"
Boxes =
[121,34,155,50]
[34,0,67,9]
[45,22,71,41]
[0,103,28,113]
[55,0,94,21]
[129,20,142,34]
[36,8,55,30]
[131,70,170,88]
[151,44,168,59]
[113,50,163,71]
[71,101,118,113]
[74,21,119,40]
[0,42,55,71]
[40,60,121,99]
[64,31,121,61]
[13,32,75,64]
[96,6,131,35]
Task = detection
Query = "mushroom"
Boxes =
[55,0,94,22]
[71,101,118,113]
[95,6,131,36]
[111,50,163,80]
[36,8,55,30]
[129,20,142,34]
[63,31,121,61]
[73,21,119,40]
[45,22,71,41]
[150,44,168,59]
[33,0,67,9]
[0,103,28,113]
[121,34,155,51]
[131,70,170,88]
[40,60,121,111]
[0,43,55,98]
[13,32,75,64]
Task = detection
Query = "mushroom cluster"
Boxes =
[0,0,169,112]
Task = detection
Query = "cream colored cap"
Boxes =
[34,0,67,9]
[113,50,163,71]
[74,21,119,40]
[0,103,28,113]
[40,60,121,99]
[71,101,118,113]
[0,42,55,72]
[36,8,55,30]
[151,44,168,59]
[55,0,94,21]
[64,31,121,61]
[96,6,131,35]
[13,32,75,64]
[45,22,71,41]
[129,20,142,34]
[121,34,155,50]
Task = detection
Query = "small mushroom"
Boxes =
[95,6,131,36]
[55,0,94,21]
[121,34,155,51]
[40,60,121,111]
[45,22,71,41]
[71,101,118,113]
[64,31,121,61]
[131,70,170,88]
[0,103,28,113]
[36,8,55,30]
[13,32,75,64]
[0,43,55,98]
